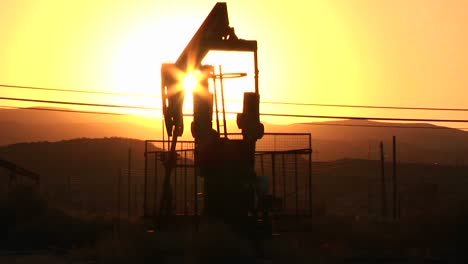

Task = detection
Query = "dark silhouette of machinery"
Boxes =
[159,2,266,233]
[0,158,40,186]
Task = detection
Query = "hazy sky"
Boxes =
[1,0,468,125]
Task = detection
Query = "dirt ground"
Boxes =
[0,253,84,264]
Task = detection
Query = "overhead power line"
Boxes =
[0,105,127,116]
[257,112,468,123]
[2,105,468,131]
[4,83,468,113]
[3,95,468,124]
[298,122,468,130]
[261,101,468,112]
[0,96,161,111]
[0,84,158,98]
[2,105,467,131]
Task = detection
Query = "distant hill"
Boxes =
[1,138,467,221]
[2,107,468,164]
[0,137,146,185]
[266,120,468,165]
[0,107,162,145]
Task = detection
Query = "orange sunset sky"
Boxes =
[1,0,467,126]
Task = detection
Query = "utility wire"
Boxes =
[0,96,161,111]
[257,112,468,123]
[297,122,468,130]
[0,105,127,116]
[4,83,468,113]
[2,104,468,130]
[3,96,468,123]
[261,101,468,112]
[0,84,158,98]
[2,104,467,130]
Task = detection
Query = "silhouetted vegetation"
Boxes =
[3,184,468,262]
[0,185,113,251]
[2,139,468,262]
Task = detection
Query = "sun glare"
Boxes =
[182,72,199,93]
[108,20,255,121]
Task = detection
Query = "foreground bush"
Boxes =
[0,185,112,250]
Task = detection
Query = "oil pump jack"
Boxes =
[159,2,266,232]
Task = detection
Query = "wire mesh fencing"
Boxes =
[143,133,312,217]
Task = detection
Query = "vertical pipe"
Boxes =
[368,173,371,216]
[194,160,198,217]
[213,70,220,135]
[162,120,165,151]
[308,134,313,215]
[128,148,132,218]
[184,150,188,216]
[380,141,387,219]
[67,172,71,204]
[393,136,397,220]
[144,142,148,217]
[154,153,158,216]
[271,153,276,199]
[117,168,121,232]
[174,157,177,214]
[134,185,138,216]
[282,154,286,209]
[254,50,259,95]
[294,152,299,217]
[194,147,199,231]
[218,65,227,138]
